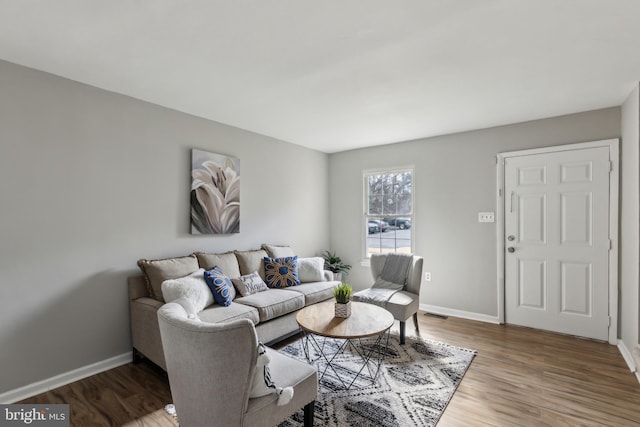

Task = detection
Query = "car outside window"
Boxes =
[364,168,413,257]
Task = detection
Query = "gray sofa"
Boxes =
[129,245,339,370]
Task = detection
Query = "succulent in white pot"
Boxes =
[333,283,353,318]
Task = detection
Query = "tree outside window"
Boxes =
[365,168,413,256]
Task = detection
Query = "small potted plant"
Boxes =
[333,283,353,318]
[322,250,352,282]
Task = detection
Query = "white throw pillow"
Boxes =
[298,257,326,283]
[161,268,214,312]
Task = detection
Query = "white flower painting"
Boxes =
[191,149,240,234]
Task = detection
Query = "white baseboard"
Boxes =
[419,304,500,324]
[606,341,640,385]
[617,340,636,373]
[0,352,132,404]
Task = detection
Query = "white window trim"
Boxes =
[362,166,415,261]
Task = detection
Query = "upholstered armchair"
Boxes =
[157,300,317,427]
[352,253,424,344]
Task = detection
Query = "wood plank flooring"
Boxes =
[20,313,640,426]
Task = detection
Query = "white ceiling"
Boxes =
[1,1,639,153]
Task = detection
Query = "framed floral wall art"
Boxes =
[191,149,240,234]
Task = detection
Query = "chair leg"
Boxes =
[303,401,315,427]
[413,312,420,333]
[399,321,406,345]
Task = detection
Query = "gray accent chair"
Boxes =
[158,300,317,427]
[352,254,424,344]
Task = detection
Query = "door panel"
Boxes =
[560,262,591,315]
[518,259,546,309]
[560,191,592,245]
[505,146,610,340]
[519,194,546,243]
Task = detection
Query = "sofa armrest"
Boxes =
[128,274,149,300]
[130,295,166,370]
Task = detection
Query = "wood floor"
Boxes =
[20,313,640,426]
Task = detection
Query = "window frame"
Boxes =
[362,166,415,260]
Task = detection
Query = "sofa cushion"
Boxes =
[261,244,295,258]
[194,251,241,279]
[284,281,337,305]
[263,256,300,288]
[137,255,200,302]
[197,303,260,325]
[160,268,214,312]
[235,249,268,279]
[297,257,326,283]
[204,267,236,307]
[234,289,304,322]
[232,271,269,297]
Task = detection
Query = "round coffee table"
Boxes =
[296,301,394,390]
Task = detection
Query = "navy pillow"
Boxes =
[263,256,300,288]
[204,266,236,307]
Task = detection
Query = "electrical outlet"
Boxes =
[424,272,431,281]
[478,212,495,223]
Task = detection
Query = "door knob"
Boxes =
[507,235,515,241]
[507,247,515,253]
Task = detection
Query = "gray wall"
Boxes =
[329,108,621,318]
[0,60,330,395]
[0,56,634,397]
[620,83,639,356]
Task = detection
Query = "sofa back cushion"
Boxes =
[194,251,241,279]
[261,244,295,258]
[137,255,199,302]
[235,249,268,279]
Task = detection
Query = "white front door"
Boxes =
[504,146,611,340]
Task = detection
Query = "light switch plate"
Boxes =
[478,212,495,223]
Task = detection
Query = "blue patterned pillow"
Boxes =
[204,266,236,307]
[263,256,300,288]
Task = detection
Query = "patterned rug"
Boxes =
[277,333,476,427]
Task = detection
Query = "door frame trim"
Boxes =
[496,139,619,344]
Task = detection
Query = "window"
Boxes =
[364,168,413,257]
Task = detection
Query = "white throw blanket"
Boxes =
[378,253,413,286]
[353,287,399,307]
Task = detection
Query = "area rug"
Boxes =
[277,333,476,427]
